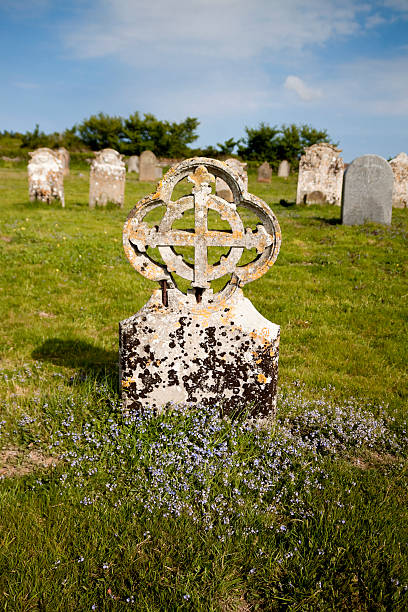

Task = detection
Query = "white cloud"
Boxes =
[284,75,322,101]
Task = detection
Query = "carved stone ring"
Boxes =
[123,157,281,294]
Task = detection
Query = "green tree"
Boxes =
[216,137,241,156]
[237,123,280,165]
[121,113,199,157]
[78,113,123,150]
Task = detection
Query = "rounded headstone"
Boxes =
[278,160,290,178]
[342,155,393,226]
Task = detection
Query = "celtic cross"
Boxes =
[123,157,281,299]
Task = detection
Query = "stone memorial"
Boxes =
[257,161,272,183]
[89,149,126,208]
[139,150,159,182]
[28,148,65,207]
[58,147,70,176]
[389,152,408,208]
[127,155,139,174]
[278,160,290,178]
[120,157,281,417]
[216,158,248,202]
[296,143,344,205]
[342,154,393,226]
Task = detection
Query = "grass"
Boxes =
[0,166,407,610]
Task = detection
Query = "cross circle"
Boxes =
[123,158,281,293]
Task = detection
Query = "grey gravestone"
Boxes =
[216,159,248,202]
[28,148,65,207]
[342,155,393,225]
[89,149,126,208]
[139,150,159,181]
[127,156,139,173]
[389,152,408,208]
[278,160,290,178]
[120,157,282,418]
[257,161,272,183]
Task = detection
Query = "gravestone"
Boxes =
[278,160,290,178]
[257,161,272,183]
[89,149,126,208]
[342,155,393,226]
[28,148,65,207]
[139,150,159,181]
[296,143,344,205]
[127,156,139,173]
[120,157,281,418]
[156,165,163,180]
[58,147,70,176]
[216,158,248,202]
[389,152,408,208]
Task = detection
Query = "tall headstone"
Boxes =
[28,148,64,207]
[120,157,282,418]
[257,161,272,183]
[278,160,290,178]
[389,152,408,208]
[342,155,393,226]
[139,150,159,182]
[58,147,70,176]
[216,158,248,202]
[127,156,139,174]
[89,149,126,208]
[296,143,344,205]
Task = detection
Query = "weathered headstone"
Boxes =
[58,147,70,176]
[216,158,248,202]
[389,152,408,208]
[89,149,126,208]
[278,160,290,178]
[296,143,344,205]
[139,150,159,182]
[120,157,281,418]
[127,155,139,174]
[257,161,272,183]
[155,165,163,180]
[342,155,393,226]
[28,148,64,207]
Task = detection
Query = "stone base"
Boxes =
[119,288,280,418]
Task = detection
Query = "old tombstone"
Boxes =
[257,161,272,183]
[296,143,344,205]
[28,148,64,207]
[127,155,139,174]
[342,154,393,226]
[278,160,290,178]
[156,165,163,180]
[120,157,281,417]
[216,158,248,202]
[139,150,159,182]
[389,152,408,208]
[89,149,126,208]
[58,147,70,176]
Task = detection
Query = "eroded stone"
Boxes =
[296,143,344,205]
[28,148,64,207]
[139,150,159,182]
[389,152,408,208]
[89,149,126,208]
[127,155,139,173]
[278,160,290,178]
[257,161,272,183]
[216,158,248,202]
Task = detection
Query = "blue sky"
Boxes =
[0,0,407,161]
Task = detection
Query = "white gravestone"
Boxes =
[120,158,282,418]
[278,160,290,178]
[342,154,393,226]
[127,156,139,173]
[28,148,65,207]
[89,149,126,208]
[296,143,344,205]
[58,148,70,176]
[389,152,408,209]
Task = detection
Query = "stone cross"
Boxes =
[120,157,281,418]
[89,149,126,208]
[296,143,344,205]
[28,148,65,207]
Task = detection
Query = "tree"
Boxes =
[237,123,280,165]
[78,113,123,151]
[121,113,199,157]
[216,137,241,156]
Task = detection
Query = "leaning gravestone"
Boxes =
[89,149,126,208]
[127,155,139,174]
[342,155,393,226]
[257,161,272,183]
[389,152,408,208]
[58,147,70,176]
[296,143,344,205]
[278,160,290,178]
[216,158,248,202]
[139,150,159,181]
[28,148,65,207]
[120,157,281,417]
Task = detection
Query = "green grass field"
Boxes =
[0,166,407,610]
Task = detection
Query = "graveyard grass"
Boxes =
[0,166,407,610]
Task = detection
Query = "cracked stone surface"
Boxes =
[296,143,344,206]
[390,152,408,209]
[89,148,126,208]
[28,148,65,207]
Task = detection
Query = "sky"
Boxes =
[0,0,407,162]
